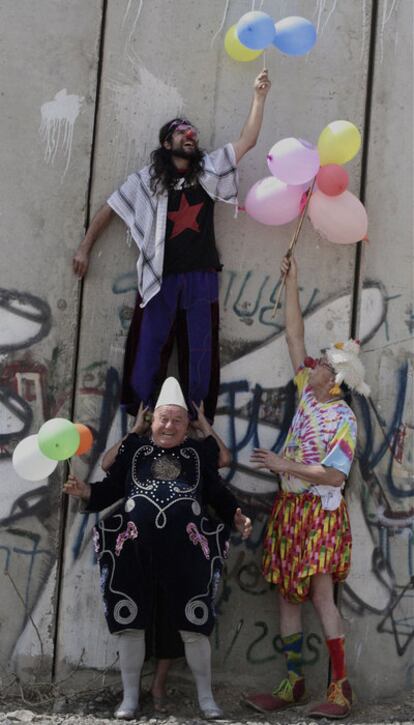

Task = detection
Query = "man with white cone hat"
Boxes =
[64,377,251,720]
[246,256,369,720]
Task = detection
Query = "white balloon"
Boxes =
[12,435,58,481]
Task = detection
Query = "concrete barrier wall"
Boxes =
[345,0,414,696]
[0,0,412,698]
[0,0,102,678]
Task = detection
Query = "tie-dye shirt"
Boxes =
[280,366,357,493]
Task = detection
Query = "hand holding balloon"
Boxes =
[281,254,297,282]
[63,474,91,502]
[254,68,271,97]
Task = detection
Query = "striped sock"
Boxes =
[327,636,347,681]
[282,632,304,683]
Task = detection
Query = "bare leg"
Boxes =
[278,590,302,637]
[310,574,344,638]
[150,658,172,711]
[150,658,171,698]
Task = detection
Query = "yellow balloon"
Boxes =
[317,120,361,165]
[224,25,263,62]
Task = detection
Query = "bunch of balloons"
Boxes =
[245,120,368,245]
[12,418,94,481]
[225,11,317,62]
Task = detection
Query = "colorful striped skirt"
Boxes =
[262,491,352,603]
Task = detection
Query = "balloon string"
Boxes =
[262,50,266,68]
[271,179,316,319]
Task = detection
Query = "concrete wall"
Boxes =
[0,0,412,699]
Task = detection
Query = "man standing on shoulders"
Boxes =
[73,70,271,421]
[246,255,369,719]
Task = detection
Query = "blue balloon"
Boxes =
[236,11,276,51]
[273,16,317,56]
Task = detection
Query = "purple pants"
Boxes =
[121,271,220,420]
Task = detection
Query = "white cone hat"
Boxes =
[155,377,188,410]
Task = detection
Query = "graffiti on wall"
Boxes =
[0,289,55,663]
[2,274,413,676]
[211,278,413,665]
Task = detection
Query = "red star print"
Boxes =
[167,194,204,238]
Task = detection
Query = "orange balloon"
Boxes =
[74,423,94,455]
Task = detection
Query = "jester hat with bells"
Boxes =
[155,377,188,411]
[325,339,370,397]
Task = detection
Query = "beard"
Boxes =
[171,144,200,160]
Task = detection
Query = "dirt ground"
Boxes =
[0,676,413,725]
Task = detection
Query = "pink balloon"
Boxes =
[308,189,368,244]
[267,137,320,185]
[245,176,304,226]
[316,164,349,196]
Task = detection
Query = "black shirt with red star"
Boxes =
[163,176,221,275]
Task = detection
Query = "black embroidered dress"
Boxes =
[87,433,237,637]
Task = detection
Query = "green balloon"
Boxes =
[38,418,80,461]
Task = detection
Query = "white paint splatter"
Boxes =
[314,0,338,37]
[314,0,326,34]
[210,0,230,48]
[122,0,144,45]
[379,0,400,63]
[354,640,363,665]
[360,0,369,62]
[107,66,183,176]
[39,89,84,178]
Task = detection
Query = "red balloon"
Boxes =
[316,164,349,196]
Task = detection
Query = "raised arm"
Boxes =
[282,255,306,372]
[192,401,232,468]
[232,69,271,164]
[101,404,150,472]
[73,202,115,278]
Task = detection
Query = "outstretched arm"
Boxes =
[73,202,115,278]
[282,255,306,371]
[232,69,271,164]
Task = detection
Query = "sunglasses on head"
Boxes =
[166,119,198,137]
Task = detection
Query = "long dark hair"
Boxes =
[149,118,204,194]
[341,382,352,406]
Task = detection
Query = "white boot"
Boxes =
[115,629,146,720]
[180,630,223,720]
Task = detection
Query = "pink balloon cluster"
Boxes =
[245,123,368,245]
